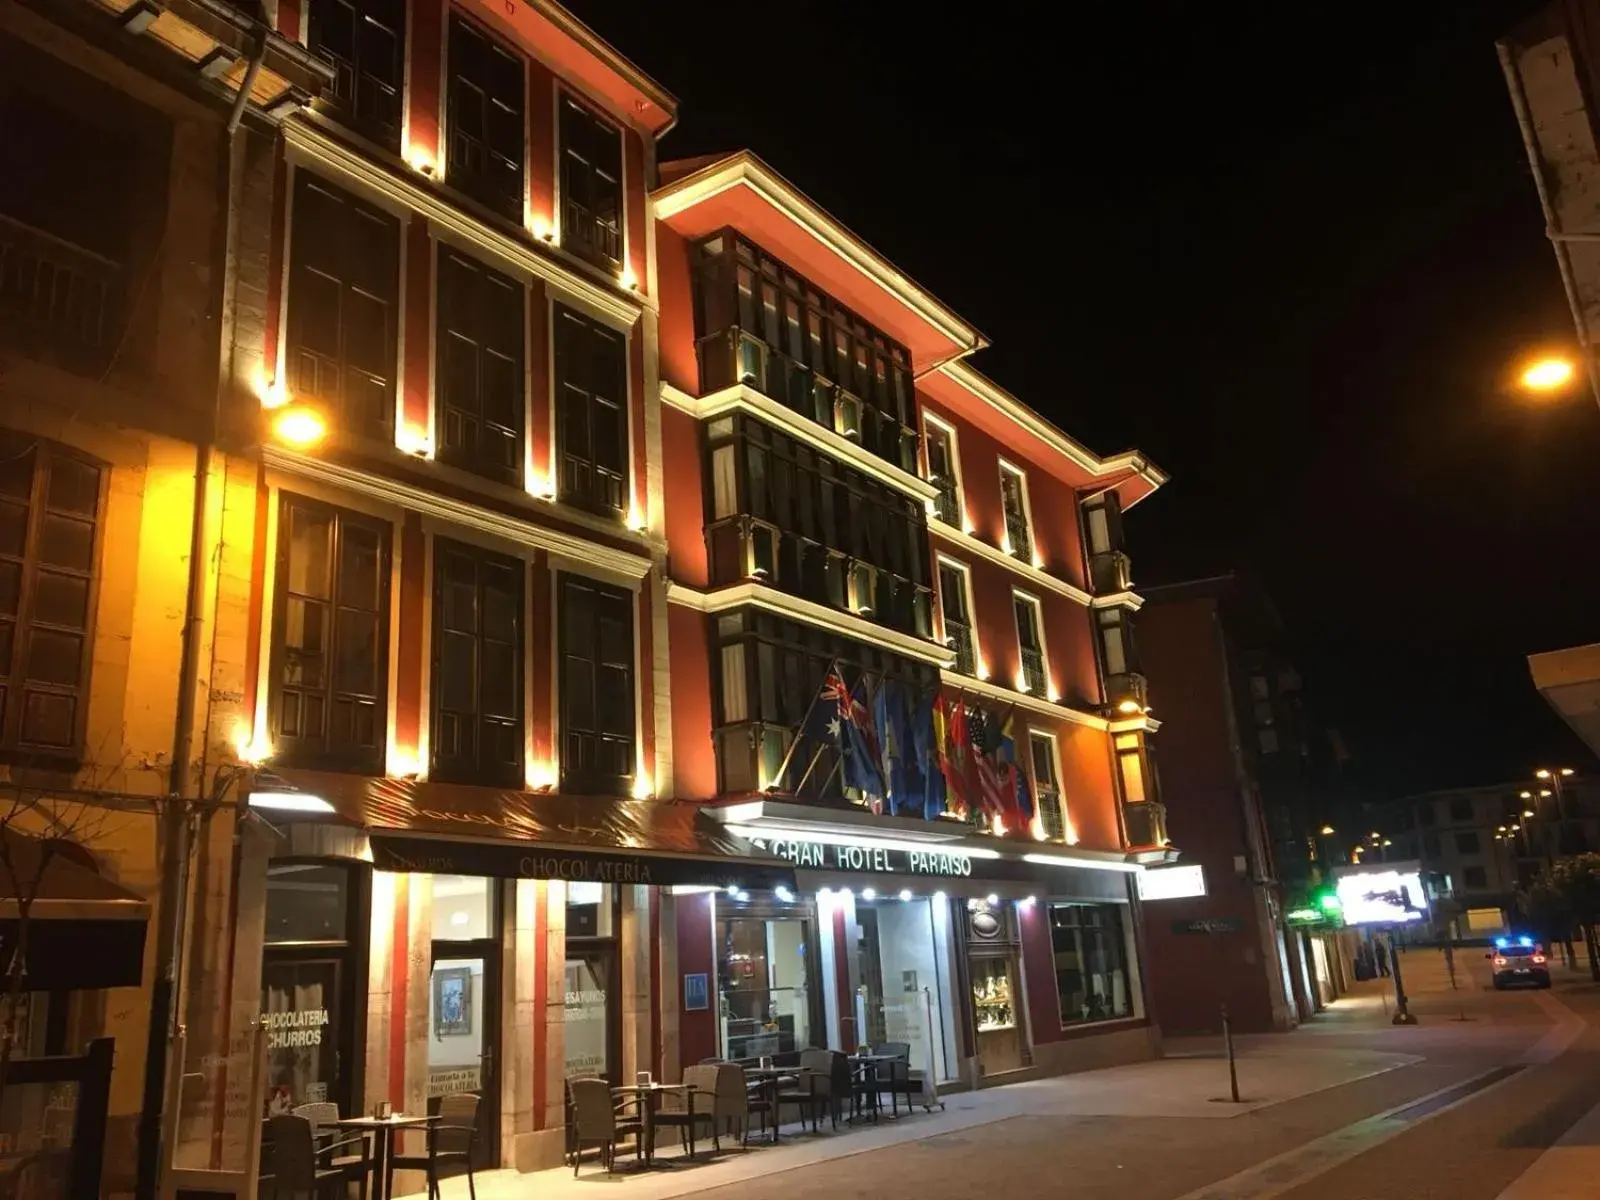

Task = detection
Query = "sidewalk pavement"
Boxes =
[399,1036,1421,1200]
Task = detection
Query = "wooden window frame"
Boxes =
[286,170,401,441]
[997,459,1036,564]
[267,493,392,775]
[429,537,525,788]
[553,303,629,517]
[557,572,636,796]
[1028,728,1068,843]
[0,434,106,765]
[434,246,526,487]
[445,11,527,224]
[308,0,406,151]
[935,554,978,676]
[923,410,964,528]
[558,91,624,272]
[1012,588,1049,699]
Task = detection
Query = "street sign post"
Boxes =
[1170,916,1245,1101]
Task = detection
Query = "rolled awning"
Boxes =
[257,768,795,890]
[0,833,149,990]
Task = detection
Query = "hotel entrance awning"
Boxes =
[255,768,795,890]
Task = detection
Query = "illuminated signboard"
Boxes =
[1333,865,1427,926]
[1136,864,1206,901]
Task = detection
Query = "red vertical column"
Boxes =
[625,129,647,294]
[277,0,302,40]
[832,904,851,1050]
[629,324,646,524]
[528,59,557,239]
[395,513,426,765]
[402,217,432,443]
[529,555,554,780]
[407,0,444,168]
[1018,901,1062,1046]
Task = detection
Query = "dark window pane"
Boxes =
[46,458,99,516]
[430,539,522,785]
[19,692,74,747]
[24,629,81,685]
[559,574,633,793]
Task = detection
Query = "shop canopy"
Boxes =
[253,768,796,890]
[0,831,149,990]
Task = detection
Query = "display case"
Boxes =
[971,958,1015,1031]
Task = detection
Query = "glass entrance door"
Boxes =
[564,947,617,1082]
[429,875,500,1169]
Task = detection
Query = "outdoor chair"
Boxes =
[718,1062,769,1146]
[650,1064,720,1157]
[799,1049,851,1129]
[264,1114,369,1200]
[293,1102,369,1180]
[871,1043,915,1116]
[775,1050,827,1134]
[390,1092,478,1200]
[568,1077,644,1175]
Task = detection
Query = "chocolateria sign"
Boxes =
[366,834,793,889]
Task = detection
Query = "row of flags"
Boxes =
[787,667,1034,831]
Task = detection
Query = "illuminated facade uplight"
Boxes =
[1520,358,1575,392]
[231,721,273,766]
[1116,699,1141,715]
[272,404,326,448]
[396,424,433,458]
[632,768,654,800]
[620,265,638,291]
[526,760,557,792]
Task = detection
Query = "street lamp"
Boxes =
[1320,825,1335,836]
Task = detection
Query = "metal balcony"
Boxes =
[1020,646,1047,698]
[944,620,976,675]
[0,213,119,372]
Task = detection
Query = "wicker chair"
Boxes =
[650,1065,720,1157]
[568,1077,644,1176]
[389,1093,478,1200]
[292,1103,369,1180]
[264,1114,369,1200]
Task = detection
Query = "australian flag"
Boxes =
[797,672,884,800]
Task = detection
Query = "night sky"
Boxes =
[570,0,1600,796]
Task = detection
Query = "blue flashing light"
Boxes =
[1495,937,1509,948]
[1519,935,1534,947]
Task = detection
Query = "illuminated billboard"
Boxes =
[1137,864,1206,901]
[1332,863,1428,926]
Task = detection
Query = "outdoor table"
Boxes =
[611,1081,692,1166]
[742,1065,792,1143]
[848,1054,899,1124]
[335,1113,438,1200]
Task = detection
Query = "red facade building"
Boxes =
[118,0,1187,1183]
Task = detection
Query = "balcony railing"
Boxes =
[1124,801,1169,849]
[1089,549,1133,594]
[944,619,976,675]
[1020,646,1047,698]
[1106,671,1148,711]
[698,328,920,476]
[1003,509,1031,561]
[1037,788,1066,842]
[930,472,960,526]
[0,213,120,372]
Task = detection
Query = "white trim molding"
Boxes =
[665,581,954,668]
[937,361,1167,501]
[652,151,985,359]
[939,669,1109,731]
[1091,591,1145,611]
[264,447,653,581]
[661,381,938,504]
[929,518,1093,606]
[284,116,643,329]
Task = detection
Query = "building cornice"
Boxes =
[264,447,653,580]
[666,581,954,668]
[928,519,1093,606]
[1091,591,1145,611]
[525,0,679,134]
[652,152,985,358]
[938,670,1109,731]
[937,361,1167,499]
[661,382,939,503]
[283,117,644,328]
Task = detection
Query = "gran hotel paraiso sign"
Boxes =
[753,837,976,877]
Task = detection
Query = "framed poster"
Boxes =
[683,972,709,1012]
[434,966,473,1037]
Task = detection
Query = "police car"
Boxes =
[1489,935,1551,989]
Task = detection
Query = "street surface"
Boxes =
[420,948,1600,1200]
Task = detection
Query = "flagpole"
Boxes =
[766,655,841,793]
[791,743,828,797]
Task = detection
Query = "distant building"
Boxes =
[1375,777,1600,932]
[1136,575,1349,1034]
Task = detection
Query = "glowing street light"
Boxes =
[1521,358,1575,392]
[1319,825,1335,836]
